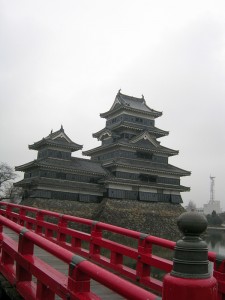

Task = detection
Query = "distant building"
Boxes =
[203,176,221,215]
[196,207,204,214]
[15,91,191,203]
[203,201,221,215]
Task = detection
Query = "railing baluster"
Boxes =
[35,211,44,235]
[16,228,33,283]
[137,233,152,280]
[110,251,123,267]
[90,221,102,259]
[57,214,67,244]
[19,208,26,226]
[72,236,82,250]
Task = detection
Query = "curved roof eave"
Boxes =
[107,122,169,137]
[83,143,178,156]
[100,106,162,119]
[103,178,190,191]
[103,161,190,176]
[29,140,83,151]
[15,160,38,171]
[37,162,107,176]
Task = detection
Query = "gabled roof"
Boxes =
[100,91,162,118]
[93,128,113,140]
[29,126,83,152]
[129,131,160,147]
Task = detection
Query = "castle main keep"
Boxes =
[15,91,190,204]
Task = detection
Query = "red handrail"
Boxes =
[1,202,225,300]
[0,214,160,300]
[0,202,175,294]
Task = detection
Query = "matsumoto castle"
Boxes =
[15,91,191,204]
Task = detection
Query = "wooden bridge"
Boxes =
[0,202,223,300]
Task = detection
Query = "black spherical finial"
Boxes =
[171,211,210,279]
[177,211,208,236]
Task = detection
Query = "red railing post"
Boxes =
[213,254,225,300]
[68,255,91,299]
[6,205,12,219]
[0,242,15,279]
[35,210,44,234]
[162,211,218,300]
[19,207,26,226]
[90,221,102,258]
[16,228,34,282]
[71,236,82,250]
[136,233,152,280]
[57,214,67,244]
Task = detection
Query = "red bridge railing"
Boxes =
[0,202,174,295]
[0,202,224,299]
[0,214,160,300]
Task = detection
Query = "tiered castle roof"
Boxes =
[29,126,83,152]
[100,91,162,118]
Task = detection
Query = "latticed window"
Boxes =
[139,174,157,182]
[135,117,143,123]
[136,151,153,159]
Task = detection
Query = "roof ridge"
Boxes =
[118,91,145,104]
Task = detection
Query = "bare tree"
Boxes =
[2,182,22,203]
[0,162,17,198]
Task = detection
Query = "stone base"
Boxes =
[21,198,185,241]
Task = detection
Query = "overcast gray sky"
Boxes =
[0,0,225,209]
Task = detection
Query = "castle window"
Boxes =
[139,174,157,183]
[56,172,66,180]
[136,151,153,159]
[135,117,143,123]
[122,133,129,139]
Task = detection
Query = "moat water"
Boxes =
[206,229,225,255]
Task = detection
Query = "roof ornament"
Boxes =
[142,94,146,103]
[61,124,64,132]
[50,129,53,134]
[117,89,121,95]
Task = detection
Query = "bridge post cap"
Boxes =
[171,211,210,279]
[177,211,208,236]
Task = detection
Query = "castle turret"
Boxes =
[15,127,107,202]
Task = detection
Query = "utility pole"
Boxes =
[209,175,215,203]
